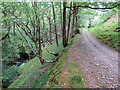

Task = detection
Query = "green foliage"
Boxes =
[2,38,20,62]
[89,15,119,51]
[9,36,85,88]
[2,64,20,88]
[98,9,117,24]
[46,49,67,88]
[9,57,49,88]
[70,75,82,84]
[1,1,118,88]
[46,36,86,88]
[9,40,64,88]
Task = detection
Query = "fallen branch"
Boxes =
[66,3,120,9]
[113,27,120,32]
[36,54,58,63]
[46,48,59,57]
[36,49,65,63]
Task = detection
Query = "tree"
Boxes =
[52,2,59,46]
[62,2,67,47]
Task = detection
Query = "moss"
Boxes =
[101,85,108,88]
[9,35,85,88]
[46,36,86,88]
[89,16,119,52]
[9,40,64,88]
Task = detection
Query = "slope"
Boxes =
[89,15,119,52]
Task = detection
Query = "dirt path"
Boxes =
[67,28,119,88]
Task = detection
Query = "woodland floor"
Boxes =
[63,28,119,88]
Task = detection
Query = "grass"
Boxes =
[89,15,119,52]
[9,39,64,88]
[46,35,86,88]
[9,57,50,88]
[9,36,85,88]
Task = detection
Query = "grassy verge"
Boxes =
[89,15,119,52]
[46,35,86,88]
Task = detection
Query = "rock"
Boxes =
[91,72,93,73]
[109,77,113,80]
[96,64,100,66]
[102,75,105,79]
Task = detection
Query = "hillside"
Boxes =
[1,2,119,89]
[9,15,119,88]
[9,36,86,88]
[89,15,119,52]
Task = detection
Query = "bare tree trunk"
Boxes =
[37,18,44,64]
[52,2,59,46]
[71,8,75,37]
[42,14,46,47]
[48,17,52,44]
[75,7,79,34]
[62,2,67,47]
[88,18,91,28]
[60,2,63,32]
[33,2,44,64]
[67,2,72,42]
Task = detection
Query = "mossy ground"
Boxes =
[89,15,119,52]
[46,35,86,88]
[9,35,85,88]
[9,39,63,88]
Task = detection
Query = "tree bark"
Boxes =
[48,17,52,44]
[0,26,10,41]
[60,2,63,32]
[62,2,67,47]
[71,3,76,37]
[67,2,72,42]
[65,3,120,9]
[33,2,44,64]
[52,2,59,46]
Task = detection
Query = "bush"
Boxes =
[2,65,20,88]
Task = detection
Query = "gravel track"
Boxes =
[67,28,119,88]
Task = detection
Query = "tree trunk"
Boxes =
[37,19,44,64]
[67,2,72,42]
[62,2,67,47]
[60,2,63,32]
[71,9,75,37]
[33,2,44,64]
[48,17,52,44]
[13,21,16,36]
[52,2,59,46]
[88,18,91,28]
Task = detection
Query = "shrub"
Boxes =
[2,65,20,88]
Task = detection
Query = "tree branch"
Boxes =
[66,3,120,9]
[0,27,10,40]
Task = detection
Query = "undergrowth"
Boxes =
[9,39,63,88]
[9,35,85,88]
[89,15,119,52]
[46,35,86,88]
